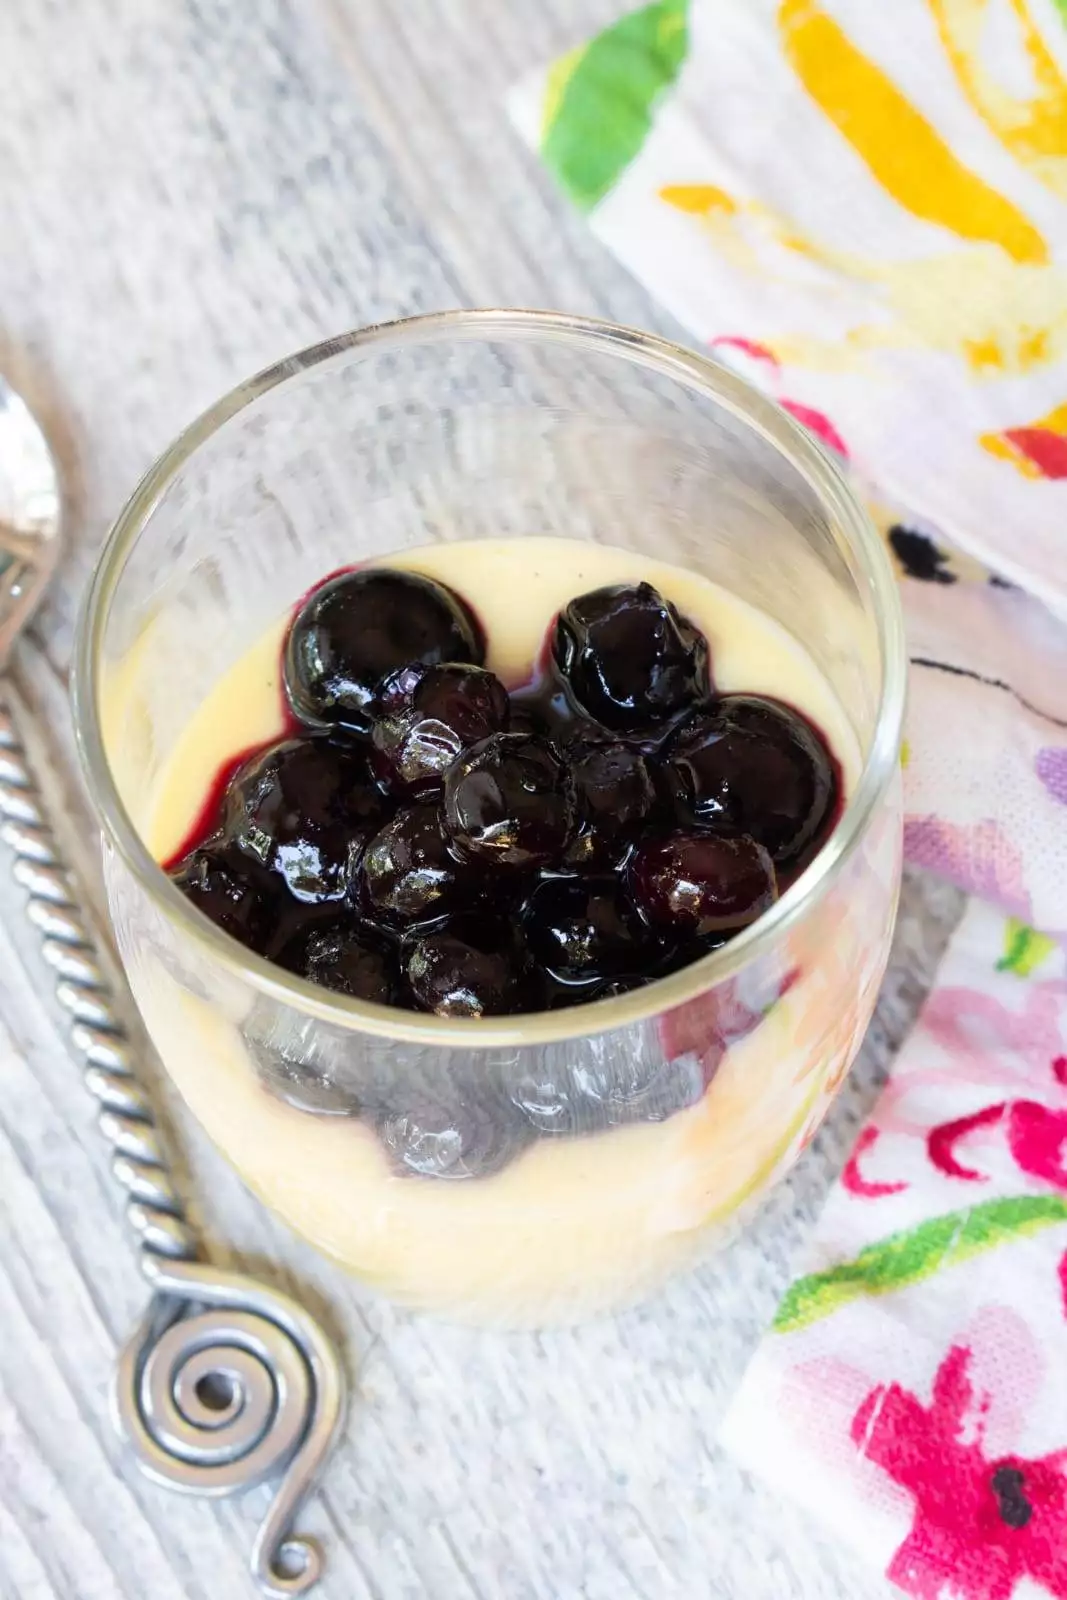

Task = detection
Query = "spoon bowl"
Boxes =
[0,375,63,665]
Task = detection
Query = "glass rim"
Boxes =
[71,307,906,1049]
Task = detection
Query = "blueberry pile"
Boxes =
[171,567,839,1022]
[241,1009,707,1179]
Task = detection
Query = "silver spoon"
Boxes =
[0,374,346,1597]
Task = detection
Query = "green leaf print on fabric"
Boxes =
[541,0,689,213]
[996,916,1057,977]
[773,1195,1067,1333]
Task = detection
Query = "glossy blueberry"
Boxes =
[507,662,595,746]
[565,739,659,867]
[403,917,527,1017]
[360,806,463,926]
[371,662,509,797]
[539,972,654,1011]
[552,582,710,731]
[284,568,484,730]
[443,733,576,870]
[179,562,841,1046]
[245,1026,362,1116]
[511,1048,704,1136]
[244,996,398,1115]
[172,844,278,953]
[225,735,387,904]
[357,1052,532,1178]
[519,876,660,987]
[376,1088,528,1180]
[276,918,399,1003]
[628,830,777,938]
[667,695,837,871]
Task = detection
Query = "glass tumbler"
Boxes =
[72,310,905,1324]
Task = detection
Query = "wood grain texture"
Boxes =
[0,1,964,1595]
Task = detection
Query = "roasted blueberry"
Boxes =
[245,1008,363,1115]
[225,735,386,904]
[403,918,527,1017]
[565,740,659,867]
[376,1088,527,1180]
[520,876,660,988]
[507,661,595,746]
[443,733,576,870]
[361,1051,532,1177]
[629,830,776,939]
[276,918,398,1003]
[552,582,710,731]
[284,568,484,730]
[172,844,278,953]
[360,806,463,926]
[511,1045,704,1135]
[667,695,837,871]
[244,997,409,1114]
[371,663,509,797]
[653,932,732,979]
[540,972,654,1010]
[179,558,842,1032]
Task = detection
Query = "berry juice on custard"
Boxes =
[136,538,871,1319]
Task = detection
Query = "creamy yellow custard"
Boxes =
[108,539,896,1322]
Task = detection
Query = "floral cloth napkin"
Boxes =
[509,3,1067,1595]
[509,0,1067,937]
[721,899,1067,1599]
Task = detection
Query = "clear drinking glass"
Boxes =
[72,310,905,1324]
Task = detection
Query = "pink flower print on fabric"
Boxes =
[927,1099,1067,1191]
[922,983,1067,1090]
[852,1336,1067,1600]
[903,816,1032,923]
[709,337,850,460]
[1009,1101,1067,1191]
[1036,748,1067,807]
[927,1103,1008,1180]
[779,398,849,457]
[877,979,1067,1142]
[841,1125,909,1198]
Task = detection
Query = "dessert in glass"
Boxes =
[72,311,905,1323]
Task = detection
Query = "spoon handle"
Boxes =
[0,696,345,1599]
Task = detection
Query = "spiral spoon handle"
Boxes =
[0,695,346,1596]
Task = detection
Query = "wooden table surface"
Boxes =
[0,3,964,1596]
